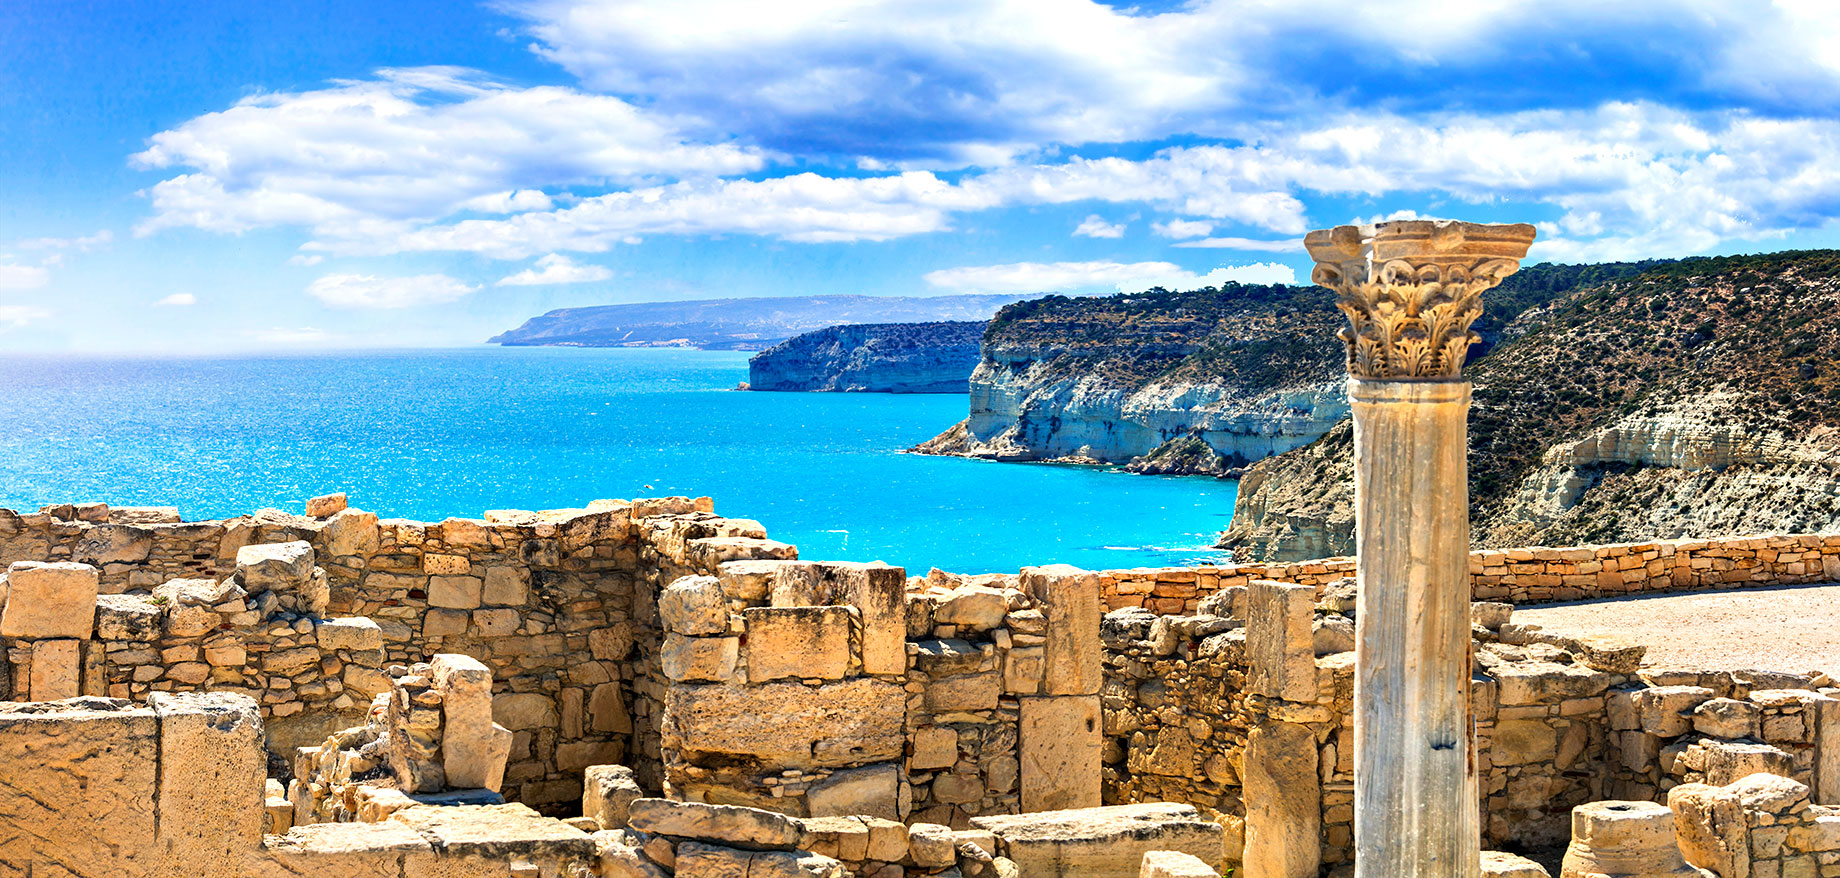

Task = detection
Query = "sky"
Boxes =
[6,1,1840,353]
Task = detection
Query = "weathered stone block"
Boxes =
[237,541,315,591]
[1243,720,1319,878]
[663,634,740,683]
[660,575,729,636]
[0,698,160,867]
[95,593,161,640]
[1020,695,1101,812]
[150,692,267,864]
[973,803,1223,878]
[1492,719,1559,766]
[584,764,644,829]
[483,566,529,605]
[1,561,99,639]
[1480,851,1549,878]
[1637,686,1717,737]
[911,725,959,771]
[591,682,632,734]
[663,678,903,770]
[806,763,900,820]
[318,617,383,651]
[923,671,1001,712]
[427,575,483,610]
[306,492,348,517]
[833,562,906,676]
[628,799,801,850]
[936,585,1010,630]
[29,639,82,701]
[1245,579,1315,703]
[493,692,558,731]
[1668,783,1749,878]
[1693,698,1762,740]
[745,606,850,683]
[1139,850,1218,878]
[1021,565,1101,696]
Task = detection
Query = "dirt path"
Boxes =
[1513,582,1840,676]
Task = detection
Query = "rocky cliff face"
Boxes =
[913,284,1351,469]
[746,321,985,393]
[1223,250,1840,561]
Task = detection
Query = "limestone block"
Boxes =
[1005,645,1045,695]
[324,508,382,557]
[30,639,82,701]
[936,585,1010,630]
[923,671,1001,712]
[1637,686,1718,737]
[95,592,162,640]
[908,824,958,868]
[433,653,505,790]
[72,524,153,565]
[1245,579,1315,702]
[1692,698,1762,740]
[237,541,315,592]
[744,606,850,683]
[388,802,598,863]
[423,552,470,575]
[1481,851,1551,878]
[1574,635,1647,675]
[319,617,384,651]
[1818,696,1839,805]
[1139,850,1219,878]
[833,562,906,676]
[428,575,484,610]
[585,764,644,829]
[424,608,469,637]
[1492,719,1560,766]
[806,763,900,820]
[675,841,844,878]
[1494,662,1613,705]
[1243,720,1320,878]
[591,682,632,734]
[0,698,161,868]
[150,691,267,867]
[663,633,741,683]
[483,566,529,605]
[687,537,798,568]
[602,836,669,878]
[1020,695,1101,812]
[589,623,635,661]
[628,799,801,850]
[472,608,520,636]
[1,560,99,639]
[259,820,434,876]
[1729,771,1809,813]
[493,692,559,731]
[439,518,492,549]
[972,803,1224,878]
[1668,783,1749,878]
[912,725,960,770]
[915,638,991,676]
[1021,565,1102,696]
[1312,614,1354,656]
[1472,602,1514,630]
[663,678,903,770]
[1701,740,1795,786]
[717,559,795,602]
[558,741,624,773]
[660,575,729,635]
[306,492,348,517]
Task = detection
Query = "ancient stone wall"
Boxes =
[1101,532,1840,612]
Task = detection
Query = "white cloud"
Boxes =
[0,264,51,290]
[1073,215,1126,238]
[132,67,765,238]
[246,326,336,345]
[1172,237,1302,252]
[286,254,324,267]
[15,230,112,252]
[496,253,614,286]
[154,293,197,306]
[0,306,51,329]
[924,260,1295,295]
[306,273,478,309]
[1153,219,1214,239]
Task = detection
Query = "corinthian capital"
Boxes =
[1305,220,1536,380]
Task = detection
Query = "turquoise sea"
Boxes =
[0,348,1236,575]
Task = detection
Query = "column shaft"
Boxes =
[1351,377,1477,878]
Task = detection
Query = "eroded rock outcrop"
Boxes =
[747,321,985,393]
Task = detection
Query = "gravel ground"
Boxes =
[1514,583,1840,676]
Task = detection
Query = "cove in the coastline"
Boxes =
[0,347,1236,574]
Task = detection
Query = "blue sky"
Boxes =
[6,1,1840,353]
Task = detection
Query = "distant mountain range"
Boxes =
[489,294,1031,350]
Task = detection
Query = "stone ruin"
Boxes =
[0,493,1834,876]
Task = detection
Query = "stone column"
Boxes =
[1305,220,1535,878]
